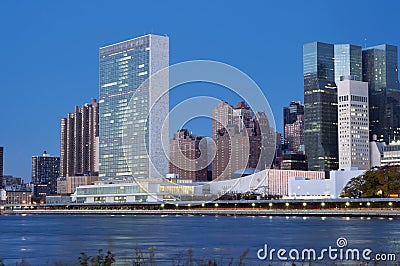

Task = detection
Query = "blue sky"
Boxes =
[0,0,399,180]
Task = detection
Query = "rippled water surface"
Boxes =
[0,215,400,265]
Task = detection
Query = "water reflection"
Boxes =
[0,215,399,265]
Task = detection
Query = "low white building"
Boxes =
[381,140,400,166]
[287,167,366,199]
[71,167,367,203]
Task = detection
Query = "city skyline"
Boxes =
[1,1,400,180]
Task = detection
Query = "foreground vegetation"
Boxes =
[0,248,249,266]
[343,165,400,198]
[2,248,400,265]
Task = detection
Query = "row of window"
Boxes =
[338,95,368,103]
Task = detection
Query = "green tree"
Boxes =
[342,165,400,198]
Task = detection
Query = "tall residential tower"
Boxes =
[169,129,208,182]
[212,101,269,179]
[283,101,304,153]
[60,99,99,177]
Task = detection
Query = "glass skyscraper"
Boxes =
[362,44,400,143]
[334,44,362,84]
[99,34,169,181]
[303,42,338,173]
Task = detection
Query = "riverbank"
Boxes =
[9,208,400,217]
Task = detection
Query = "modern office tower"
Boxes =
[99,34,169,181]
[362,44,400,143]
[334,44,362,84]
[337,76,370,170]
[303,42,338,172]
[169,129,208,182]
[283,101,305,153]
[212,101,268,180]
[31,151,60,197]
[60,99,99,177]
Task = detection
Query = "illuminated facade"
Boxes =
[382,141,400,166]
[303,42,338,172]
[337,76,370,170]
[362,44,400,143]
[31,152,60,197]
[99,34,169,181]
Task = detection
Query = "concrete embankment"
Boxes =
[8,209,400,217]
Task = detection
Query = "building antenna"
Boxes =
[364,37,367,48]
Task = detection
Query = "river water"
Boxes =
[0,214,399,265]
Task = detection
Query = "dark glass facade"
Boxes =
[303,42,338,172]
[362,44,400,143]
[334,44,362,83]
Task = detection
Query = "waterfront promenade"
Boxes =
[5,198,400,217]
[9,208,400,217]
